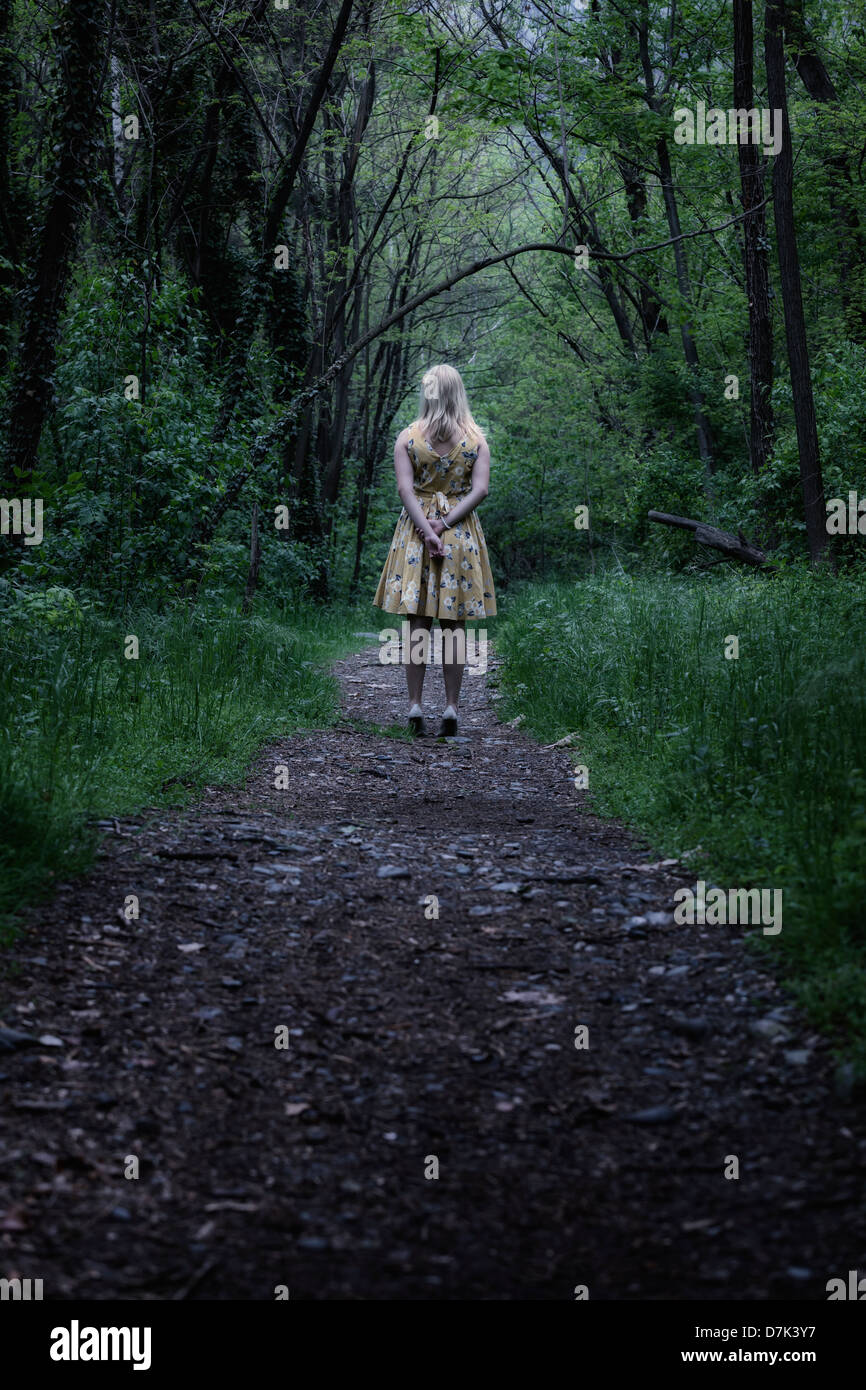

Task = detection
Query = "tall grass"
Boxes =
[0,596,362,935]
[496,572,866,1068]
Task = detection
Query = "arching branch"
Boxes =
[194,201,770,561]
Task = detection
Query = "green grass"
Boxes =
[0,595,365,937]
[496,571,866,1072]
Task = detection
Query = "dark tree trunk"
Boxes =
[0,0,20,371]
[350,336,409,595]
[786,0,866,340]
[211,0,356,443]
[765,0,829,565]
[733,0,774,476]
[4,0,108,486]
[655,135,715,474]
[241,503,261,615]
[636,4,713,474]
[616,155,669,345]
[527,128,638,356]
[604,35,668,346]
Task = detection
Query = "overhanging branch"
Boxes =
[197,202,769,552]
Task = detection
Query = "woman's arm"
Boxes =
[394,430,445,557]
[437,437,490,531]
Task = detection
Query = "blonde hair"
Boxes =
[413,364,484,445]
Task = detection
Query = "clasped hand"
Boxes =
[423,514,449,557]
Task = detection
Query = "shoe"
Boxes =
[408,703,425,736]
[439,704,458,736]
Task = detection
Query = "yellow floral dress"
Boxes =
[373,429,497,619]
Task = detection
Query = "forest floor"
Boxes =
[1,641,864,1301]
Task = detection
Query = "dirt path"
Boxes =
[1,643,864,1300]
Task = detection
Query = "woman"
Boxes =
[373,363,496,736]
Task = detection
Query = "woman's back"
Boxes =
[406,428,481,499]
[373,362,496,625]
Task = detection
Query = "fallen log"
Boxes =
[647,511,776,570]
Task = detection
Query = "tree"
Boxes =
[637,0,714,476]
[765,0,828,564]
[733,0,774,478]
[4,0,110,488]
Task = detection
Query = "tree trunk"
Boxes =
[733,0,774,477]
[656,135,715,474]
[241,503,261,615]
[786,0,866,341]
[211,0,356,443]
[636,4,714,474]
[615,155,669,345]
[765,0,829,564]
[0,0,19,371]
[4,0,108,487]
[349,336,408,595]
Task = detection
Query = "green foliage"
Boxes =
[497,572,866,1070]
[0,595,363,934]
[10,266,313,602]
[626,448,707,558]
[10,584,87,628]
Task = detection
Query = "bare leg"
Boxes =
[440,619,466,711]
[406,615,432,707]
